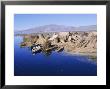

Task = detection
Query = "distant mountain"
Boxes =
[15,24,97,34]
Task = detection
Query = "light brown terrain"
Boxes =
[19,31,97,60]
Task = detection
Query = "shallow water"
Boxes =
[14,36,97,76]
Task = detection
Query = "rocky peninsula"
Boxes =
[18,31,97,60]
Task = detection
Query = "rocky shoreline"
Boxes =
[18,31,97,60]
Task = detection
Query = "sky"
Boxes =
[14,14,97,31]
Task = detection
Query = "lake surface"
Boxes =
[14,36,97,76]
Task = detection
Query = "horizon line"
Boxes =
[15,24,97,32]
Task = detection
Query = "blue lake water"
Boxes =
[14,36,97,76]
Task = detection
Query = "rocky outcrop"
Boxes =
[20,31,97,58]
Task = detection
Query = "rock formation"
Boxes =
[20,31,97,58]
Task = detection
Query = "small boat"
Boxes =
[31,44,41,53]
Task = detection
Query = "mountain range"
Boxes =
[15,24,97,34]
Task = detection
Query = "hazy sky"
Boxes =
[14,14,97,31]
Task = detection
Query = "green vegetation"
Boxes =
[88,55,97,61]
[23,37,30,42]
